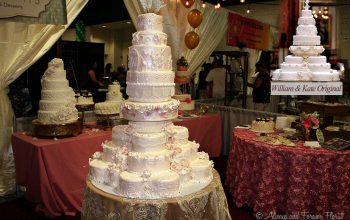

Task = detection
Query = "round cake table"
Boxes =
[226,128,350,219]
[82,170,231,220]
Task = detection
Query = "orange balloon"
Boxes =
[188,9,202,28]
[185,31,200,49]
[180,0,195,8]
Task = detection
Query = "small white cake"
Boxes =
[251,118,275,133]
[173,94,195,111]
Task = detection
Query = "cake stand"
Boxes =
[82,170,231,220]
[32,119,82,138]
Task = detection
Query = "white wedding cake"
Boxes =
[37,58,79,124]
[272,1,339,81]
[94,81,123,115]
[88,13,213,199]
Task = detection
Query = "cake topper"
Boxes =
[139,0,166,13]
[304,0,310,10]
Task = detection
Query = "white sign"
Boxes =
[271,81,343,95]
[0,0,50,18]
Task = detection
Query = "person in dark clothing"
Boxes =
[86,60,103,102]
[250,61,271,111]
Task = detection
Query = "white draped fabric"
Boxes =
[124,0,228,76]
[0,0,89,196]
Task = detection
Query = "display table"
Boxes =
[11,113,222,217]
[225,128,350,218]
[82,170,231,220]
[11,129,111,217]
[174,113,222,157]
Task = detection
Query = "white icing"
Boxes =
[127,71,175,84]
[126,82,175,102]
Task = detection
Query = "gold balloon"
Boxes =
[185,31,200,49]
[180,0,195,8]
[188,9,202,28]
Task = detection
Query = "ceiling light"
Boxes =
[246,7,250,14]
[102,25,107,28]
[240,0,245,3]
[186,0,189,6]
[126,21,131,24]
[202,1,206,8]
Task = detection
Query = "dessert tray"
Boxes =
[254,134,296,146]
[32,119,82,137]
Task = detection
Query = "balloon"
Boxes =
[188,9,202,28]
[185,31,200,49]
[180,0,195,8]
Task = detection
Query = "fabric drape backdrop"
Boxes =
[0,0,89,196]
[123,0,228,77]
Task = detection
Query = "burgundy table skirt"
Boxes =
[12,129,111,217]
[225,128,350,219]
[11,113,222,217]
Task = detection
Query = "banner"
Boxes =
[271,81,343,95]
[227,12,270,50]
[0,0,67,24]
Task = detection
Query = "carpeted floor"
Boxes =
[0,157,256,220]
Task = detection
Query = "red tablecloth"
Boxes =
[11,113,222,217]
[225,128,350,219]
[12,129,111,217]
[174,113,222,157]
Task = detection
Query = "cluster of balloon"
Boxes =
[182,1,202,49]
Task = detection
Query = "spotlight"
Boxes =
[240,0,245,3]
[202,1,206,8]
[186,0,189,6]
[246,7,250,14]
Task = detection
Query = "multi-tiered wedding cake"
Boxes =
[94,81,123,115]
[272,1,339,81]
[37,58,79,124]
[88,13,213,199]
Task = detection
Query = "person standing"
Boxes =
[87,60,103,102]
[205,59,227,99]
[250,61,271,111]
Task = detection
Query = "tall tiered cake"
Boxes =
[37,58,78,124]
[88,13,213,199]
[272,1,340,81]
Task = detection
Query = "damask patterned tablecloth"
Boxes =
[82,170,231,220]
[225,128,350,219]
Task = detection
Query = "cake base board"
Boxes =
[90,174,213,199]
[32,119,82,138]
[76,104,94,111]
[250,129,275,133]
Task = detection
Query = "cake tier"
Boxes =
[41,89,74,100]
[41,69,66,80]
[272,70,312,81]
[190,158,213,180]
[172,141,199,161]
[108,83,120,92]
[41,79,69,90]
[166,125,189,145]
[131,132,167,152]
[102,142,118,163]
[308,63,331,72]
[251,120,275,133]
[285,55,303,64]
[128,46,172,72]
[126,82,175,102]
[173,94,195,111]
[77,96,94,105]
[128,121,171,133]
[118,170,179,199]
[112,125,131,148]
[298,17,315,25]
[306,56,327,64]
[122,99,179,121]
[132,30,167,46]
[301,9,313,17]
[39,100,72,111]
[280,63,304,72]
[296,25,317,36]
[293,35,320,46]
[95,101,121,115]
[312,71,340,81]
[136,13,163,32]
[37,107,78,125]
[176,70,190,77]
[127,150,171,173]
[127,71,175,84]
[89,159,110,185]
[106,92,122,102]
[289,45,325,57]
